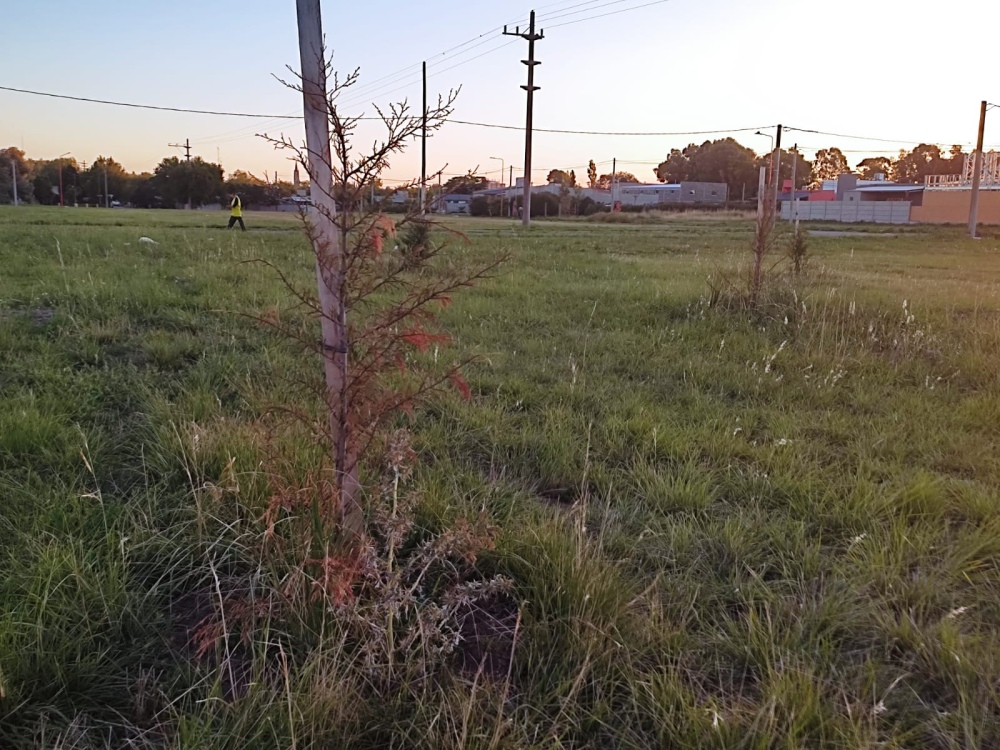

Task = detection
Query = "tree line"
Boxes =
[3,140,974,209]
[0,147,299,208]
[653,140,971,198]
[540,142,973,200]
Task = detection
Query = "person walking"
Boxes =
[227,192,246,231]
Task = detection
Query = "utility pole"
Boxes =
[611,157,617,208]
[969,100,987,239]
[756,166,766,220]
[169,138,192,161]
[772,124,783,213]
[10,160,17,206]
[504,10,543,227]
[295,0,359,528]
[508,165,513,217]
[104,167,110,209]
[420,61,427,216]
[789,143,798,228]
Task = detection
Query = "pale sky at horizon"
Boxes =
[2,0,998,184]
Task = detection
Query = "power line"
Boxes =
[341,0,674,107]
[448,119,774,136]
[0,84,778,139]
[0,84,294,119]
[543,0,640,23]
[7,85,988,150]
[338,39,519,109]
[785,125,978,148]
[538,0,605,20]
[547,0,671,28]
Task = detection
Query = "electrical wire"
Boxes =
[0,84,293,118]
[547,0,671,28]
[785,125,976,147]
[341,0,674,106]
[0,85,779,141]
[447,119,775,136]
[538,0,605,20]
[542,0,641,24]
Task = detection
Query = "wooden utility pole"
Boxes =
[789,143,798,226]
[504,11,543,227]
[169,138,192,161]
[969,100,987,239]
[772,124,783,212]
[420,61,427,216]
[10,160,17,206]
[295,0,359,525]
[611,157,617,207]
[756,166,766,220]
[508,164,513,217]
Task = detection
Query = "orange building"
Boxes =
[912,152,1000,224]
[911,190,1000,225]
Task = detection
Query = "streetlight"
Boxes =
[57,152,71,207]
[754,131,774,188]
[490,156,505,216]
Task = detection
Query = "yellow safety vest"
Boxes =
[231,197,242,217]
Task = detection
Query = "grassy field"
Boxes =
[2,205,1000,748]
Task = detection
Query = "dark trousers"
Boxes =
[227,216,246,231]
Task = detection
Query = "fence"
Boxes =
[780,201,911,224]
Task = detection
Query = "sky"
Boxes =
[3,0,999,185]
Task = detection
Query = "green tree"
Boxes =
[756,148,811,190]
[656,138,758,197]
[1,147,37,204]
[946,145,967,175]
[128,173,159,208]
[80,156,129,205]
[597,172,639,190]
[153,156,224,208]
[546,169,576,187]
[655,147,693,183]
[442,173,488,194]
[893,144,946,184]
[856,156,894,181]
[587,160,598,188]
[30,157,78,205]
[226,170,275,207]
[809,147,850,188]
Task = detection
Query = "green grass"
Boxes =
[2,205,1000,747]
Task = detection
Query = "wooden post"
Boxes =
[295,0,360,527]
[969,100,987,239]
[505,11,543,227]
[420,61,427,217]
[772,124,782,213]
[757,166,766,220]
[789,143,797,227]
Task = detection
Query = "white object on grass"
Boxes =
[139,237,158,245]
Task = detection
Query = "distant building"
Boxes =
[477,184,613,206]
[438,194,472,214]
[780,174,923,224]
[615,181,728,206]
[912,152,1000,224]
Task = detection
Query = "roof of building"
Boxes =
[620,183,680,189]
[852,185,924,193]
